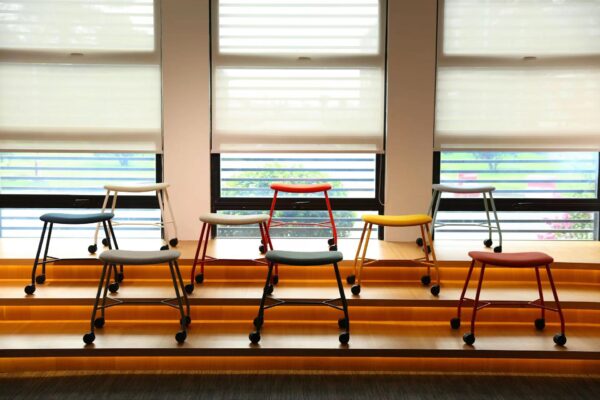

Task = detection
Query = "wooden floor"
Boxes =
[0,238,599,374]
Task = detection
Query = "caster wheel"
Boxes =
[116,272,124,283]
[535,318,545,330]
[328,238,335,246]
[421,275,431,285]
[272,275,279,285]
[253,317,263,328]
[88,244,98,254]
[259,245,266,254]
[430,285,440,296]
[416,237,424,247]
[181,316,191,326]
[553,333,567,346]
[484,239,493,248]
[346,275,355,285]
[185,284,194,294]
[494,246,502,253]
[94,317,105,329]
[175,331,187,343]
[160,245,169,251]
[169,238,179,247]
[329,245,337,251]
[463,332,475,345]
[249,331,261,344]
[102,238,109,246]
[35,274,46,285]
[338,318,348,329]
[24,285,36,295]
[351,285,361,295]
[83,332,96,344]
[450,317,461,329]
[195,274,204,284]
[108,282,119,293]
[339,332,350,344]
[264,285,274,295]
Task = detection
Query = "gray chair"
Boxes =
[249,250,349,345]
[83,249,190,344]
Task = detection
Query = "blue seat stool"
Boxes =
[24,212,118,295]
[249,250,349,345]
[83,249,190,344]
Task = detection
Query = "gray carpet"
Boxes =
[0,373,598,400]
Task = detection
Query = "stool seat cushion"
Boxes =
[199,213,269,225]
[104,182,170,192]
[469,251,553,267]
[433,184,496,193]
[266,250,343,266]
[40,212,114,224]
[362,214,432,227]
[270,182,332,193]
[99,249,180,265]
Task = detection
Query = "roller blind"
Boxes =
[435,0,600,151]
[0,0,162,153]
[211,0,386,153]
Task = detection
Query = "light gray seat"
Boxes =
[432,184,495,193]
[99,249,180,265]
[199,213,270,225]
[40,212,114,224]
[266,250,343,266]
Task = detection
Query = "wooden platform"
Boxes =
[0,238,599,374]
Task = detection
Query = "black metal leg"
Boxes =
[255,262,274,333]
[168,261,187,334]
[173,260,190,317]
[333,262,350,338]
[29,222,48,288]
[107,220,124,279]
[100,264,114,320]
[40,222,54,277]
[90,263,109,333]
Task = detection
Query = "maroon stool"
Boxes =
[451,251,567,346]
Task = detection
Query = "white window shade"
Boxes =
[211,0,386,153]
[0,0,155,52]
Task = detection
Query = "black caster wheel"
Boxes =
[264,285,274,295]
[351,285,361,295]
[175,331,187,343]
[35,274,46,285]
[430,285,440,296]
[484,239,493,248]
[195,274,204,284]
[116,272,124,283]
[108,282,119,293]
[421,275,431,285]
[535,318,545,330]
[494,246,502,253]
[24,285,36,295]
[416,237,424,247]
[329,245,338,251]
[249,331,261,344]
[338,318,348,329]
[463,332,475,345]
[185,284,194,294]
[328,238,335,246]
[88,244,98,254]
[94,317,105,329]
[553,333,567,346]
[346,275,355,285]
[272,275,279,285]
[339,332,350,344]
[169,238,179,247]
[160,245,169,251]
[259,245,266,254]
[253,317,263,328]
[83,332,96,344]
[102,238,109,246]
[450,317,461,329]
[181,316,191,326]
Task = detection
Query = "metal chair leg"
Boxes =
[545,264,567,342]
[249,262,274,343]
[168,261,188,343]
[25,222,48,294]
[333,262,350,343]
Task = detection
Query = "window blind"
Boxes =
[0,0,162,153]
[211,0,386,153]
[435,0,600,151]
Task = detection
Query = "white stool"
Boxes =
[421,184,503,253]
[91,183,178,253]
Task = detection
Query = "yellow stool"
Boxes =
[347,214,441,296]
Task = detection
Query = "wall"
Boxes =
[161,0,438,241]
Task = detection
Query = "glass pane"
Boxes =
[440,152,598,199]
[220,153,376,198]
[0,153,156,195]
[0,0,155,52]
